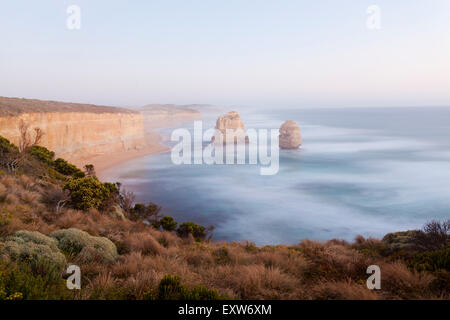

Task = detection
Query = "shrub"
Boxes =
[0,261,69,300]
[187,285,222,300]
[380,262,435,299]
[177,222,207,242]
[157,274,221,300]
[0,136,19,154]
[12,230,59,250]
[83,164,96,177]
[51,228,118,263]
[160,216,177,232]
[129,202,162,222]
[51,228,91,255]
[410,246,450,272]
[54,158,85,178]
[0,209,11,226]
[1,231,67,281]
[157,274,188,300]
[63,177,111,210]
[0,136,20,172]
[411,220,450,251]
[428,271,450,296]
[29,145,54,165]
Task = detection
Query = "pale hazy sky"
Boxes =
[1,0,450,108]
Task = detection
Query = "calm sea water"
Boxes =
[101,107,450,245]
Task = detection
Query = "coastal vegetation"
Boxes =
[0,135,449,300]
[0,96,135,116]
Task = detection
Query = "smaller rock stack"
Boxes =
[279,120,302,149]
[213,111,249,144]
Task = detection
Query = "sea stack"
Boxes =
[213,111,249,144]
[279,120,302,149]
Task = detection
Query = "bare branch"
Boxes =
[18,120,44,152]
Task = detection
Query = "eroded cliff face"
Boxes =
[141,110,201,131]
[0,112,147,164]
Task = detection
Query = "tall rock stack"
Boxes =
[279,120,302,149]
[213,111,249,144]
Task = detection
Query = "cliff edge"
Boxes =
[0,97,147,166]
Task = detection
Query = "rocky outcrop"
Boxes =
[279,120,302,149]
[0,112,147,164]
[213,111,249,144]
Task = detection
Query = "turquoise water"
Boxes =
[102,107,450,245]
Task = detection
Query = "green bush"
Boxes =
[0,136,20,172]
[1,231,67,281]
[130,202,162,222]
[51,228,118,263]
[54,158,85,178]
[63,177,111,210]
[83,164,96,177]
[177,222,207,241]
[0,261,69,300]
[157,274,221,300]
[0,209,11,226]
[29,145,55,165]
[188,285,222,300]
[160,216,178,232]
[410,246,450,272]
[157,274,188,300]
[0,136,19,154]
[78,236,118,263]
[12,230,59,250]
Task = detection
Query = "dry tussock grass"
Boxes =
[1,174,447,300]
[379,261,435,299]
[121,232,165,256]
[204,264,301,299]
[310,279,379,300]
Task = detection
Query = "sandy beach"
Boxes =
[83,113,201,179]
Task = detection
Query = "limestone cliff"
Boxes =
[0,112,147,164]
[138,104,201,130]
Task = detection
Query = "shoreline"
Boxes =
[82,139,170,181]
[79,115,201,180]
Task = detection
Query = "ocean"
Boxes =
[101,107,450,245]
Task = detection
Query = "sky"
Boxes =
[1,0,450,108]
